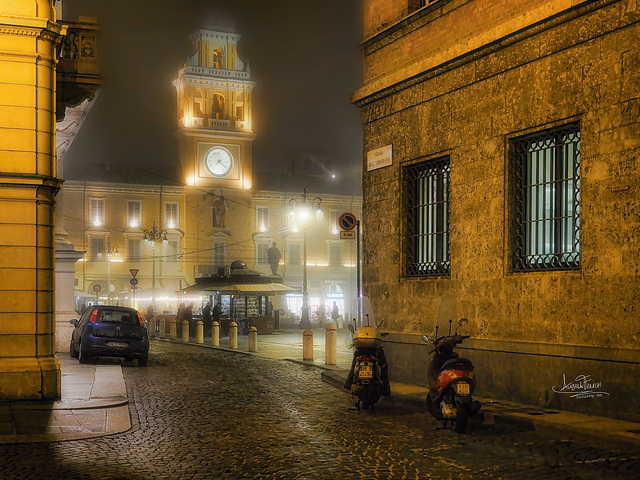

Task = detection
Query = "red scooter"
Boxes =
[421,318,481,433]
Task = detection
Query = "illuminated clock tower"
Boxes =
[174,29,255,190]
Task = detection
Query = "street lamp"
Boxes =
[289,189,323,329]
[104,241,119,304]
[143,221,168,307]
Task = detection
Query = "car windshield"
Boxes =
[99,310,138,325]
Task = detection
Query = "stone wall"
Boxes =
[356,0,640,420]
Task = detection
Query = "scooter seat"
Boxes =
[441,357,474,371]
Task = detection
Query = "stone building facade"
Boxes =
[354,0,639,420]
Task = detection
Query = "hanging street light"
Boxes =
[289,189,323,329]
[143,221,168,308]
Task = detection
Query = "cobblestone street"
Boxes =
[1,341,638,479]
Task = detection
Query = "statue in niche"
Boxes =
[212,196,227,228]
[211,94,225,120]
[213,48,223,69]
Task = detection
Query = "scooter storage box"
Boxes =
[352,326,382,348]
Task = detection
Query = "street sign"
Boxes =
[339,212,357,231]
[130,278,139,286]
[93,284,101,293]
[340,231,356,239]
[129,268,139,278]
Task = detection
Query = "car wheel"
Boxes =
[124,356,133,362]
[138,353,148,367]
[70,339,79,359]
[78,344,90,364]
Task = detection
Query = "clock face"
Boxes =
[205,147,233,177]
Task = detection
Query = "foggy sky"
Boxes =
[61,0,364,195]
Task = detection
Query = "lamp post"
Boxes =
[289,189,323,329]
[104,241,119,304]
[143,221,168,308]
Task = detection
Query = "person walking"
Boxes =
[331,301,339,324]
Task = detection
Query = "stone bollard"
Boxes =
[182,320,189,342]
[325,323,337,365]
[148,317,155,338]
[303,329,314,361]
[229,321,238,349]
[170,318,177,339]
[212,321,220,347]
[196,320,204,344]
[159,317,166,338]
[248,326,258,352]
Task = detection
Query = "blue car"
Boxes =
[70,306,149,366]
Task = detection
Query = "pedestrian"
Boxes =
[212,301,222,323]
[177,302,185,322]
[267,242,281,275]
[185,302,194,322]
[331,301,339,324]
[203,301,212,324]
[317,304,326,328]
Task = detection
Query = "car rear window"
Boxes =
[99,310,138,325]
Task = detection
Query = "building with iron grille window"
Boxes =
[354,0,639,421]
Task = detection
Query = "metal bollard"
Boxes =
[148,317,155,338]
[303,329,314,361]
[196,320,204,344]
[325,323,337,365]
[212,321,220,347]
[229,321,238,349]
[170,318,177,339]
[248,326,258,352]
[159,317,166,338]
[182,320,189,342]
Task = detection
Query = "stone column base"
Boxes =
[0,356,60,401]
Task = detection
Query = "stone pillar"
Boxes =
[0,0,66,400]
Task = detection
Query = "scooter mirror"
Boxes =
[420,334,430,343]
[458,317,469,327]
[348,324,355,334]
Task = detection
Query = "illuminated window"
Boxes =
[404,156,450,277]
[329,209,340,235]
[328,242,342,267]
[213,241,226,267]
[126,238,141,262]
[89,198,105,227]
[256,206,269,232]
[256,240,269,265]
[166,239,180,263]
[127,200,142,228]
[89,235,106,259]
[288,242,302,266]
[511,123,581,271]
[165,202,179,229]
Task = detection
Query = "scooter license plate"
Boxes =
[358,365,373,379]
[456,382,470,395]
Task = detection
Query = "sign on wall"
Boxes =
[367,144,393,171]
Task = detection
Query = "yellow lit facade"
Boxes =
[0,0,64,400]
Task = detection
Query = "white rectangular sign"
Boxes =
[367,144,393,171]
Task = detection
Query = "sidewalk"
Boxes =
[0,356,130,444]
[2,327,640,450]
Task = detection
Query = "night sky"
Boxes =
[61,0,364,195]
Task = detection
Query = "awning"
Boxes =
[178,282,300,296]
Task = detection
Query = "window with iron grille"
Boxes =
[404,156,450,277]
[511,122,581,271]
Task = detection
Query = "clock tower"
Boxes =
[174,29,256,190]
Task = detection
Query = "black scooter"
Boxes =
[421,318,481,433]
[344,315,391,410]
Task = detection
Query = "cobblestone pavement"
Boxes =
[1,341,639,480]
